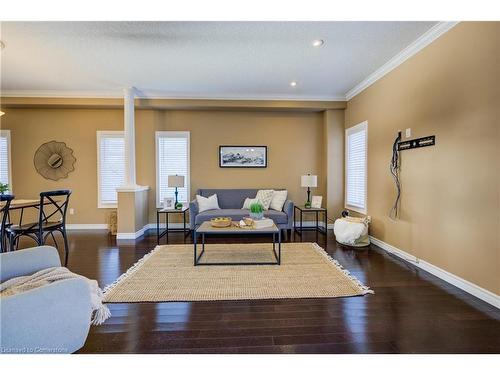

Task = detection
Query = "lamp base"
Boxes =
[174,188,182,209]
[304,187,312,208]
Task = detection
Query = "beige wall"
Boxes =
[345,22,500,294]
[1,108,328,225]
[1,108,123,224]
[137,110,327,223]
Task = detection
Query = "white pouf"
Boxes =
[333,217,370,247]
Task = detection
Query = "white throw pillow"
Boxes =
[242,197,260,210]
[269,190,288,211]
[255,189,274,210]
[196,194,220,213]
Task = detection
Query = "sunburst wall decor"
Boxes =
[33,141,76,181]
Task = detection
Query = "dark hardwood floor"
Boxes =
[25,229,500,354]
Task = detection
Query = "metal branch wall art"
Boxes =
[34,141,76,180]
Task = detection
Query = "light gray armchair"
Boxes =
[0,246,92,354]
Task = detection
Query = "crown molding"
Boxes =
[345,21,459,101]
[0,89,346,102]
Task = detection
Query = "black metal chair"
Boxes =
[6,190,72,265]
[0,194,14,253]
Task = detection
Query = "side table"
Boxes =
[294,206,328,236]
[156,206,190,244]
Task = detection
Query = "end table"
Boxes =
[156,206,190,244]
[294,206,328,236]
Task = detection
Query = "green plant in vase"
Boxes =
[0,183,9,195]
[249,202,264,220]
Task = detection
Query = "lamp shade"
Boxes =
[167,175,185,188]
[301,174,317,188]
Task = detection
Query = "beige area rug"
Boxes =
[103,242,373,302]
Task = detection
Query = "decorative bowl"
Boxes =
[210,217,232,228]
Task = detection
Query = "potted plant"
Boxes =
[249,202,264,220]
[0,183,9,195]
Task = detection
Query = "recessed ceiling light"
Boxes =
[290,81,297,87]
[312,39,324,47]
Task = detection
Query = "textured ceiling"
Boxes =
[0,21,437,100]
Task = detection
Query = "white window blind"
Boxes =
[0,130,11,192]
[345,121,368,213]
[156,131,190,207]
[97,131,125,207]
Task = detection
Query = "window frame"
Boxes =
[345,121,368,214]
[155,131,191,208]
[96,130,125,208]
[0,129,12,193]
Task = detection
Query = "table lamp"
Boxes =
[301,174,317,208]
[168,175,185,209]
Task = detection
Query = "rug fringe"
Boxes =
[311,243,374,295]
[103,245,163,295]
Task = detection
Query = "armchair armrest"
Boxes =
[0,278,92,353]
[0,246,61,283]
[189,199,199,230]
[283,200,294,229]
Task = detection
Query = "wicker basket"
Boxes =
[210,217,232,228]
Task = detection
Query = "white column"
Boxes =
[123,87,136,187]
[116,87,150,240]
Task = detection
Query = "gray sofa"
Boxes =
[0,246,92,354]
[189,189,294,232]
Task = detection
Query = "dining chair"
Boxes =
[5,190,72,265]
[0,194,15,253]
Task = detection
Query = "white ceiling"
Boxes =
[0,21,438,100]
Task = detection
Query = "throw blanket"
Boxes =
[0,267,111,325]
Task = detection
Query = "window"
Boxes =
[97,131,125,208]
[345,121,368,214]
[0,130,12,193]
[156,131,190,208]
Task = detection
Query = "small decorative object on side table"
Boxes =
[156,206,190,244]
[294,205,328,235]
[167,175,185,210]
[300,174,317,208]
[311,195,322,209]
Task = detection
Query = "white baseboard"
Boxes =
[66,221,334,233]
[148,221,334,230]
[146,223,187,230]
[116,226,147,240]
[294,220,333,230]
[66,224,108,230]
[369,236,500,309]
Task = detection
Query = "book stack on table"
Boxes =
[248,217,274,229]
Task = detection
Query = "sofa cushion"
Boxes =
[197,189,286,209]
[196,194,220,213]
[270,190,288,211]
[197,189,259,209]
[256,189,274,210]
[264,210,288,224]
[195,209,288,225]
[242,197,259,209]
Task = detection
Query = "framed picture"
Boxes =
[219,146,267,168]
[163,197,174,210]
[311,195,323,209]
